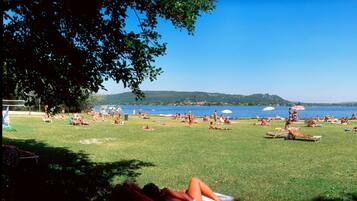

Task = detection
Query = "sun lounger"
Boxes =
[202,192,235,201]
[209,128,232,131]
[2,145,39,167]
[284,134,322,142]
[265,131,289,138]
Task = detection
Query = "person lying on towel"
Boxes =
[112,177,222,201]
[288,128,313,138]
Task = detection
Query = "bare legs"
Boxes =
[112,178,221,201]
[187,177,221,201]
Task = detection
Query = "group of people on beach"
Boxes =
[87,106,126,124]
[41,105,66,122]
[208,111,232,130]
[171,110,232,130]
[212,111,231,124]
[322,114,356,125]
[288,108,299,122]
[266,111,357,140]
[42,105,356,136]
[172,113,197,126]
[255,118,271,126]
[68,113,89,125]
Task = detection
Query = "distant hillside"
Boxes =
[101,91,292,106]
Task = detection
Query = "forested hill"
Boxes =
[101,91,292,106]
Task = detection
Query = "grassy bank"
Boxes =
[3,115,357,201]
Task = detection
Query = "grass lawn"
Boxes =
[3,115,357,201]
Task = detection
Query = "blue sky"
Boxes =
[100,0,357,103]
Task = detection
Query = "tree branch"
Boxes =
[3,0,32,10]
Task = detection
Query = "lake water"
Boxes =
[94,105,357,119]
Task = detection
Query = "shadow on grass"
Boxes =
[2,137,155,201]
[312,192,357,201]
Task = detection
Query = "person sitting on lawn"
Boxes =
[224,117,231,125]
[69,113,88,125]
[142,124,154,131]
[75,113,89,125]
[284,120,292,130]
[340,117,349,125]
[113,114,123,125]
[79,117,89,125]
[324,115,333,122]
[173,113,178,120]
[187,113,194,127]
[351,113,357,120]
[92,112,100,122]
[112,177,222,201]
[306,119,317,127]
[68,116,80,125]
[42,113,52,123]
[284,120,306,131]
[255,118,270,126]
[209,121,217,129]
[143,113,150,119]
[203,115,209,122]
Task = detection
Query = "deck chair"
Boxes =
[284,133,322,142]
[202,192,235,201]
[265,131,289,139]
[2,145,39,167]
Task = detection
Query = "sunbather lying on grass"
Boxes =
[305,119,323,127]
[288,128,313,138]
[209,122,231,130]
[142,124,154,131]
[255,118,271,126]
[68,113,89,125]
[112,177,222,201]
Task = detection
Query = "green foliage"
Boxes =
[3,0,215,111]
[102,91,292,105]
[79,94,104,112]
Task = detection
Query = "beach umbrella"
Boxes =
[263,106,275,111]
[291,105,305,111]
[221,109,232,114]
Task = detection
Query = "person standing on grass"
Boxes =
[213,110,218,122]
[219,114,225,127]
[44,104,49,117]
[188,113,194,127]
[117,106,122,115]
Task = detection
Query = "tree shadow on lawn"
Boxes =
[2,137,155,201]
[312,192,357,201]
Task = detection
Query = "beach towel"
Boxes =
[202,192,235,201]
